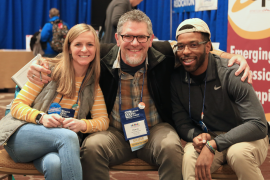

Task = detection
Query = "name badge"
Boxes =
[120,107,150,141]
[60,108,75,118]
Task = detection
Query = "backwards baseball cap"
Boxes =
[175,18,213,50]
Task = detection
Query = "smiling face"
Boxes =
[115,21,154,67]
[177,32,211,75]
[69,31,96,75]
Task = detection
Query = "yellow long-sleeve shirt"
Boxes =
[11,76,109,133]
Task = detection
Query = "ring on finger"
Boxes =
[32,74,36,79]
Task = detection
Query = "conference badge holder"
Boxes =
[48,100,76,118]
[120,107,150,151]
[119,69,149,151]
[47,76,86,119]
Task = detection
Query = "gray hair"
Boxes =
[117,10,153,35]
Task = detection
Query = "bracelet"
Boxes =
[206,141,216,154]
[205,143,215,154]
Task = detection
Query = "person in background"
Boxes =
[101,0,143,43]
[171,18,269,180]
[41,8,69,57]
[0,24,109,180]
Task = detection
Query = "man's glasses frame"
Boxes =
[175,41,208,52]
[120,35,151,43]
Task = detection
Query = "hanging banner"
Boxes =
[195,0,218,11]
[173,0,195,13]
[227,0,270,121]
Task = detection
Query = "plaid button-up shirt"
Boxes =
[109,50,162,130]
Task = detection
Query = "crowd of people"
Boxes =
[0,5,269,180]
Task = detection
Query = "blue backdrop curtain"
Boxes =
[0,0,228,51]
[0,0,91,49]
[138,0,228,51]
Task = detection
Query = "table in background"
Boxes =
[0,50,34,89]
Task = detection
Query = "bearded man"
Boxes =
[171,18,269,180]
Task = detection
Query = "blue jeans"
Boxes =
[4,124,82,180]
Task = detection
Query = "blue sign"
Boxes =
[173,0,195,13]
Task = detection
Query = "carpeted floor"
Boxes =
[0,92,269,180]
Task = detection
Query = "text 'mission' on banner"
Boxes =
[227,0,270,121]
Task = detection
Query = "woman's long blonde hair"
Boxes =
[47,23,100,98]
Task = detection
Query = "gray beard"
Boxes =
[125,53,144,65]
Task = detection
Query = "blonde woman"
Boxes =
[0,24,109,180]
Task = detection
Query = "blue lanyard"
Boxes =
[119,68,146,111]
[59,75,87,105]
[187,70,209,134]
[187,71,207,120]
[187,71,218,136]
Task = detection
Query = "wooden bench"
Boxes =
[110,158,237,179]
[0,149,237,180]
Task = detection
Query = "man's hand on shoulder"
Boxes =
[27,58,51,85]
[206,50,252,84]
[227,54,252,84]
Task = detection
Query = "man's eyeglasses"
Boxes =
[174,41,208,51]
[120,35,150,43]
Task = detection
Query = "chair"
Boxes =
[110,158,237,179]
[0,149,42,180]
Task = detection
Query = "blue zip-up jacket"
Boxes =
[40,16,69,56]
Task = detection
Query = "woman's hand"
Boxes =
[40,114,64,128]
[62,118,87,133]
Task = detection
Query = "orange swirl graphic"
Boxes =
[232,0,254,12]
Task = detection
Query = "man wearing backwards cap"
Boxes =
[171,18,269,180]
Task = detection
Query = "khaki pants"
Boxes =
[183,135,269,180]
[80,123,184,180]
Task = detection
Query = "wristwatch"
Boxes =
[35,113,46,124]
